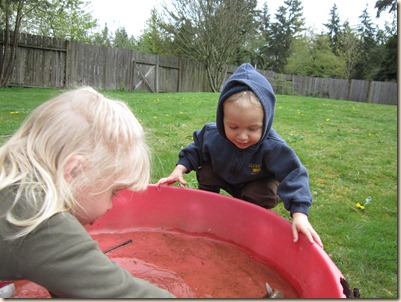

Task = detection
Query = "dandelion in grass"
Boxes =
[10,111,19,115]
[326,118,330,122]
[356,202,365,210]
[356,196,372,210]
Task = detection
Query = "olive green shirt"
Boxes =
[0,187,174,298]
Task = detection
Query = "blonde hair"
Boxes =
[224,90,263,112]
[0,87,150,239]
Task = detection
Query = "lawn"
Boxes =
[0,87,397,298]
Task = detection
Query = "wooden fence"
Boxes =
[0,32,397,105]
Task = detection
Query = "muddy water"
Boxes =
[14,228,299,298]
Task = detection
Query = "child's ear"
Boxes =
[64,155,87,183]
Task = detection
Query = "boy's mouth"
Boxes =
[235,142,250,149]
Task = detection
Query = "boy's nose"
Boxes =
[237,131,248,141]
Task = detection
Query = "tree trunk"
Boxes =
[0,0,24,87]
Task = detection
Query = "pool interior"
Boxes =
[14,227,299,298]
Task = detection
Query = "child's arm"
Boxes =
[291,212,323,248]
[157,164,188,186]
[15,212,174,298]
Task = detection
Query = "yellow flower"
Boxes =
[10,111,19,115]
[326,118,330,122]
[356,202,365,209]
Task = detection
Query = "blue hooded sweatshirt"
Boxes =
[177,63,312,215]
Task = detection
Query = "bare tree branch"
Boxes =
[161,0,257,91]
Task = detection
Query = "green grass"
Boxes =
[0,87,397,298]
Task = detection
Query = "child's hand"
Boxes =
[156,165,188,186]
[291,212,324,248]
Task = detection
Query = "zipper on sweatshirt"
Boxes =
[228,150,243,182]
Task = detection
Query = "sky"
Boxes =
[88,0,395,37]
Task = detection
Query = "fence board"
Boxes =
[348,80,370,103]
[369,81,398,105]
[179,57,211,92]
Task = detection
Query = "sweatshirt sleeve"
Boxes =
[265,141,312,216]
[176,124,210,172]
[15,213,175,298]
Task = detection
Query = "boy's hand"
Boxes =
[291,212,323,248]
[156,165,188,186]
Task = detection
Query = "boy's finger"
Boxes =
[292,225,299,242]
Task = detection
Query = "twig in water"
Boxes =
[103,239,132,254]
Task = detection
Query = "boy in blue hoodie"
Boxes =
[157,63,323,248]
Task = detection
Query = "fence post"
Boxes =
[155,55,159,93]
[132,59,136,91]
[128,51,133,91]
[346,79,352,101]
[64,40,69,87]
[178,58,182,92]
[366,81,373,103]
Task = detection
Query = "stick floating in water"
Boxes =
[262,282,284,298]
[103,239,132,254]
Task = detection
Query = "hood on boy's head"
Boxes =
[216,63,276,143]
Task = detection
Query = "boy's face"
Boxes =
[223,101,263,149]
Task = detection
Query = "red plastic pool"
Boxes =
[85,184,346,298]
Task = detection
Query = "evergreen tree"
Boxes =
[336,22,361,79]
[265,6,291,72]
[112,27,137,50]
[375,33,397,81]
[232,3,267,68]
[353,5,378,79]
[324,3,341,54]
[286,0,305,37]
[137,9,171,54]
[92,23,112,46]
[373,0,397,81]
[374,0,397,17]
[263,0,305,72]
[253,2,271,69]
[374,19,397,81]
